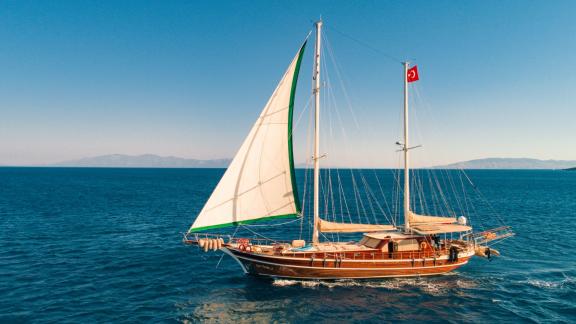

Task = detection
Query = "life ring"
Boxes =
[237,238,250,245]
[420,241,429,250]
[237,238,251,252]
[239,243,252,251]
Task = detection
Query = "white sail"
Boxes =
[188,42,307,232]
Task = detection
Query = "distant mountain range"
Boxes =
[50,154,231,168]
[434,158,576,170]
[6,155,574,169]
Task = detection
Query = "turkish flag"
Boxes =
[407,65,419,82]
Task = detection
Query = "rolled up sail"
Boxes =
[407,211,470,234]
[318,219,395,233]
[188,41,307,232]
[411,223,472,235]
[408,211,456,224]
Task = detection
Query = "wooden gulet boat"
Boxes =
[184,20,513,280]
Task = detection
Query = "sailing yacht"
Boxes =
[183,21,513,279]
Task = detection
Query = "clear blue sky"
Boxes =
[1,0,574,167]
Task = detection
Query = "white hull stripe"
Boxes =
[254,271,455,280]
[229,248,475,263]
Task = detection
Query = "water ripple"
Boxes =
[0,168,574,322]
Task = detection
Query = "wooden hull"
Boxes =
[223,248,473,279]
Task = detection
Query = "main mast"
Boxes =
[312,20,323,244]
[403,62,411,232]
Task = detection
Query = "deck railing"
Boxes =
[279,248,450,261]
[184,232,467,261]
[269,242,463,261]
[462,226,514,246]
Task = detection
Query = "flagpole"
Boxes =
[403,61,411,232]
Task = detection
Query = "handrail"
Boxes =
[274,245,455,261]
[186,233,470,261]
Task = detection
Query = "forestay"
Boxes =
[188,42,307,232]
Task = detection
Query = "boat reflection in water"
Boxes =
[182,274,483,322]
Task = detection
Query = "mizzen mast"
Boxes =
[312,19,323,244]
[402,61,411,232]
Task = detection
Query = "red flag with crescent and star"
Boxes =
[407,65,419,82]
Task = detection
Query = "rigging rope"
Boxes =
[324,24,403,64]
[282,26,511,244]
[242,217,302,227]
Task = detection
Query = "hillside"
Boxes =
[50,154,231,168]
[435,158,576,170]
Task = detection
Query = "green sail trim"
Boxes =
[288,40,307,214]
[188,213,299,233]
[188,40,308,234]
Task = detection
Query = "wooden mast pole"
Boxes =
[312,19,323,244]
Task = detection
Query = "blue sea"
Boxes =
[0,168,574,323]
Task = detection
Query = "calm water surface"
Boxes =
[0,168,574,323]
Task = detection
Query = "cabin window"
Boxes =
[363,238,381,249]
